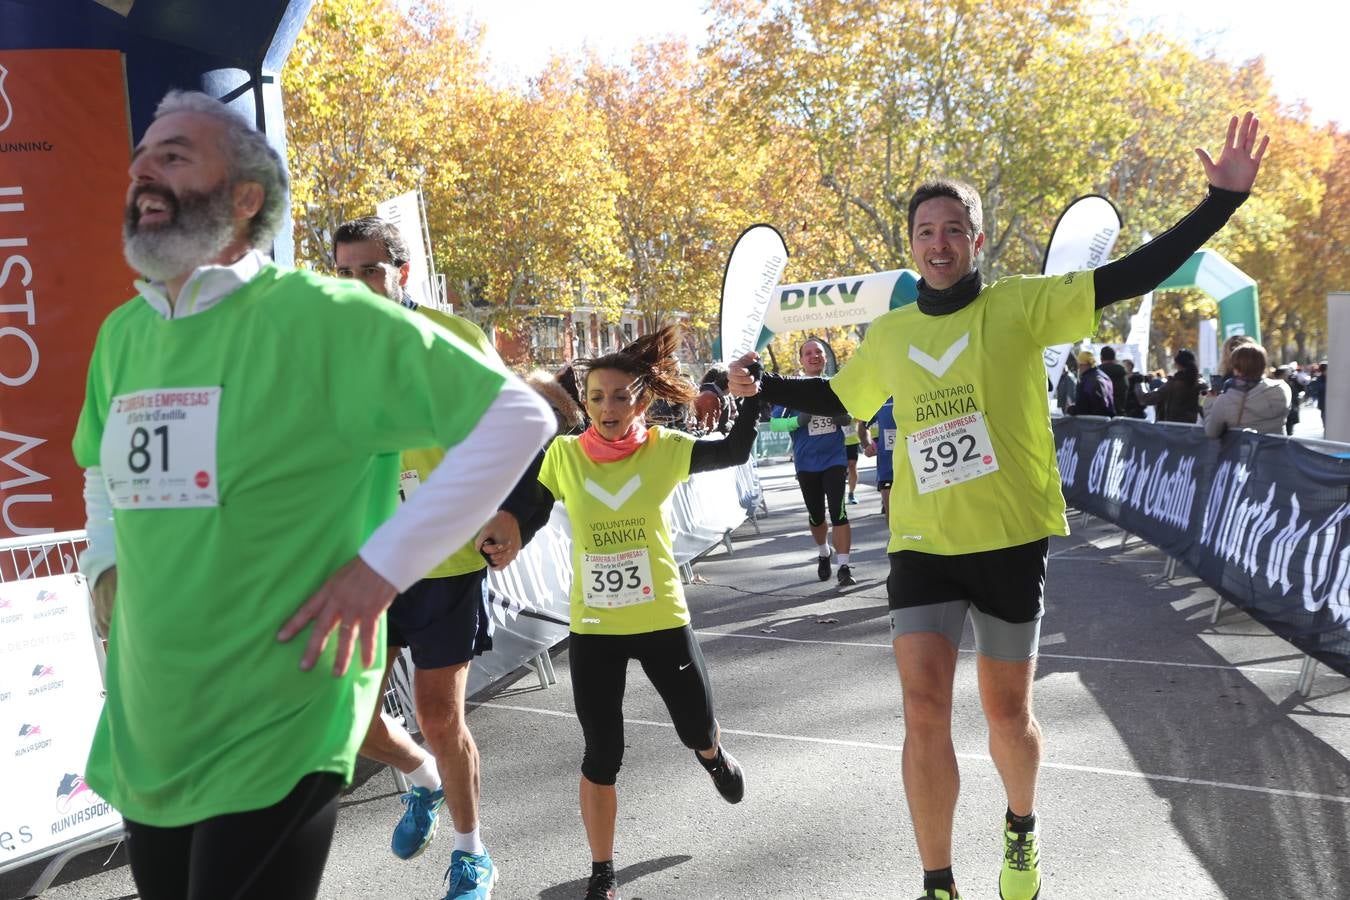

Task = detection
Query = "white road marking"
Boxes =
[477,701,1350,805]
[691,629,1330,677]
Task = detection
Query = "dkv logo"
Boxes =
[0,64,12,132]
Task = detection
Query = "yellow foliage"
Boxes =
[281,0,1346,365]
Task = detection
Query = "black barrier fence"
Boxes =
[1053,416,1350,677]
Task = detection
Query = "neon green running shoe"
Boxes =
[1000,826,1041,900]
[915,888,959,900]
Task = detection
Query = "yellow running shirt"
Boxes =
[398,306,502,577]
[538,427,696,635]
[831,272,1096,555]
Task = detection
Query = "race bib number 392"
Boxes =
[100,387,222,509]
[906,411,999,495]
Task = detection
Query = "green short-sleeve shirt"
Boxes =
[71,265,507,826]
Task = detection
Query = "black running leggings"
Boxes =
[123,772,342,900]
[796,465,849,527]
[570,625,718,785]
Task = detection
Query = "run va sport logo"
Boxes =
[15,722,51,757]
[0,64,11,132]
[28,663,62,695]
[52,773,114,834]
[55,773,94,813]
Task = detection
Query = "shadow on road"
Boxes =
[538,854,693,899]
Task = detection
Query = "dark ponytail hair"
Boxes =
[581,325,697,405]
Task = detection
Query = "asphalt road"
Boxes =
[4,457,1347,900]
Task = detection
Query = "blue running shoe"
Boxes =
[444,850,497,899]
[391,786,444,860]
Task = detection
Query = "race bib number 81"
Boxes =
[906,411,999,495]
[583,548,656,608]
[100,387,221,509]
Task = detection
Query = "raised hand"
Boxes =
[1196,112,1269,193]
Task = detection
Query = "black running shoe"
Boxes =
[816,554,831,581]
[697,747,745,803]
[837,564,856,587]
[584,871,619,900]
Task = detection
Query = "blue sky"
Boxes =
[449,0,1345,127]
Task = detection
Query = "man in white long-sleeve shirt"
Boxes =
[73,90,550,900]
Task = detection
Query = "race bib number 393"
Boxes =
[100,387,222,509]
[906,411,999,495]
[583,548,656,609]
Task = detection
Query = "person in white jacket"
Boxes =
[1204,342,1291,437]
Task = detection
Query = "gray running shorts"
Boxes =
[889,601,1041,662]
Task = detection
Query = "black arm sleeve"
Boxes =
[757,374,849,418]
[1093,186,1247,309]
[689,396,761,474]
[517,479,557,547]
[499,449,545,528]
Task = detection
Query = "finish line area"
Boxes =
[4,459,1346,899]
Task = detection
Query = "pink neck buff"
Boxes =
[579,421,649,463]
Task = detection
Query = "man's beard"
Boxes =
[123,181,238,282]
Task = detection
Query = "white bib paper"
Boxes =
[807,415,836,437]
[101,387,222,508]
[398,469,422,502]
[582,548,656,608]
[882,428,897,451]
[906,411,999,495]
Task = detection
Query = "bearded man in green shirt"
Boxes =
[74,91,550,900]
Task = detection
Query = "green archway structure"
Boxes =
[1157,249,1260,343]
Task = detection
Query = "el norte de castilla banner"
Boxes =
[1055,416,1350,676]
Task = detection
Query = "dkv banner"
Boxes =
[0,574,119,871]
[765,268,918,335]
[0,51,134,541]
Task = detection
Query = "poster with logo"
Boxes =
[0,574,119,870]
[375,189,438,309]
[0,50,134,544]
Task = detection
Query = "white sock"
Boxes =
[406,755,441,791]
[816,541,830,558]
[837,553,850,566]
[454,825,485,855]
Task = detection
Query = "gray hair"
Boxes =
[153,90,289,248]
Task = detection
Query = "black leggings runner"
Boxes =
[570,625,718,786]
[796,465,849,527]
[123,772,342,900]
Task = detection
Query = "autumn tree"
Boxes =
[429,58,629,328]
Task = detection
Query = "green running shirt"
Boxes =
[538,427,695,635]
[71,265,507,826]
[831,272,1096,556]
